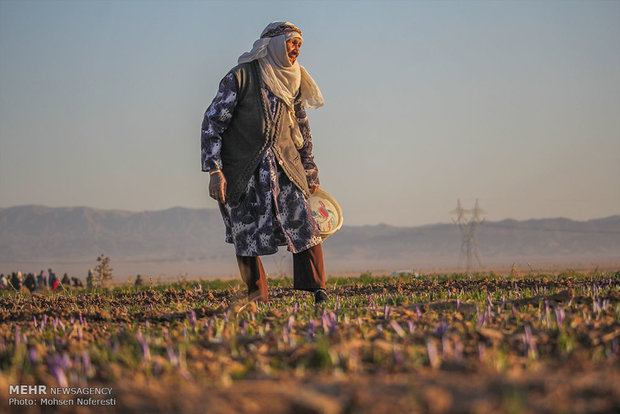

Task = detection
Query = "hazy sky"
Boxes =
[1,0,618,226]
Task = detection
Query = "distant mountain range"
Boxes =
[1,205,618,279]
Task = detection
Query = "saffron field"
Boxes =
[1,271,619,413]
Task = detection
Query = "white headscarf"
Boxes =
[238,22,324,148]
[238,22,324,109]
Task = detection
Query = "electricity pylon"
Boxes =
[451,199,485,272]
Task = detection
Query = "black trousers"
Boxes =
[236,243,326,302]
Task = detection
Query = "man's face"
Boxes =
[286,37,302,65]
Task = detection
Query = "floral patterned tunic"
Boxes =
[201,73,322,256]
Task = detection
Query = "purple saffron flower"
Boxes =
[188,310,197,329]
[545,302,552,329]
[282,326,290,344]
[167,347,179,366]
[79,313,84,326]
[477,312,487,330]
[442,336,451,359]
[393,347,404,365]
[309,319,317,332]
[77,326,83,342]
[136,332,150,361]
[426,340,439,368]
[384,305,392,320]
[28,347,38,365]
[554,308,565,327]
[416,306,422,319]
[329,311,338,326]
[456,299,460,311]
[33,316,37,328]
[408,320,415,334]
[50,363,68,387]
[81,351,91,376]
[319,311,337,335]
[60,352,71,370]
[321,311,329,333]
[390,320,405,338]
[434,321,449,337]
[306,319,317,340]
[602,299,610,311]
[523,325,537,357]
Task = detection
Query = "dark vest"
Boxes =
[220,60,310,204]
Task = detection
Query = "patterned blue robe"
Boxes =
[201,73,322,256]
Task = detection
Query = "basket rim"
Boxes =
[309,188,343,236]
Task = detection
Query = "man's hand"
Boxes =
[310,185,320,195]
[209,171,227,203]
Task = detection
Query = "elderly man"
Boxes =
[201,22,328,304]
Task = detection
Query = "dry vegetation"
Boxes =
[1,271,619,413]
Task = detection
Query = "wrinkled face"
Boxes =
[286,37,302,65]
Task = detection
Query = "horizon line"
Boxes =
[1,204,618,228]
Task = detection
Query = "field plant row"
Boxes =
[0,271,618,389]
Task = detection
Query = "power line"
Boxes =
[483,223,620,234]
[451,199,485,273]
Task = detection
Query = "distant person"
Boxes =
[36,270,45,289]
[201,21,328,304]
[48,268,58,291]
[135,274,144,286]
[71,277,83,288]
[48,268,56,283]
[61,273,70,286]
[10,272,22,290]
[24,273,36,292]
[0,274,8,290]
